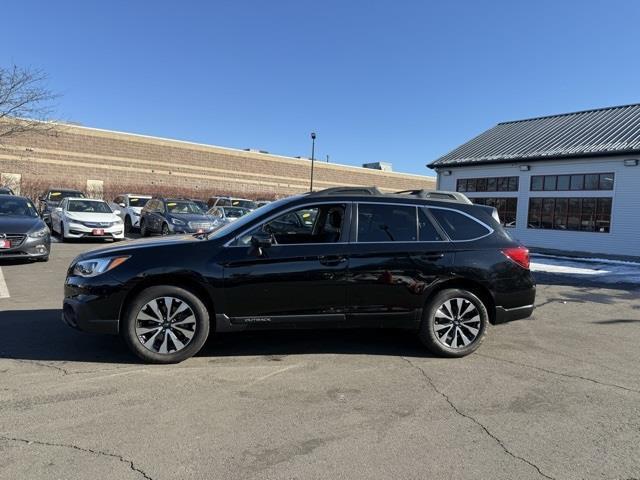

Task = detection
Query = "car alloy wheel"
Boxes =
[135,296,197,354]
[433,297,481,349]
[161,223,170,236]
[124,216,132,234]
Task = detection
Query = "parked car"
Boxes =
[139,198,219,236]
[112,194,151,233]
[0,194,50,261]
[38,188,86,227]
[207,206,251,226]
[207,196,258,210]
[51,198,124,242]
[0,186,15,195]
[62,186,535,364]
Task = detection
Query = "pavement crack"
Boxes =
[0,435,154,480]
[2,358,71,375]
[476,353,640,395]
[400,357,555,480]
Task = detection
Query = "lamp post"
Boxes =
[310,132,316,191]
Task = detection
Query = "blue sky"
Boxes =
[2,1,640,176]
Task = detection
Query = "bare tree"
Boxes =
[0,65,59,141]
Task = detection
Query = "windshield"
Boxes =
[208,195,300,240]
[68,200,113,213]
[226,207,250,218]
[166,201,203,215]
[129,197,150,207]
[231,199,257,209]
[49,190,84,200]
[192,200,208,212]
[0,197,39,217]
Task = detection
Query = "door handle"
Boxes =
[318,255,347,266]
[420,253,445,261]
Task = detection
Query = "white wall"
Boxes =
[436,155,640,257]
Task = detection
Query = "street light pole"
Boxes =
[310,132,316,191]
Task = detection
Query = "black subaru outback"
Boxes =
[63,187,535,363]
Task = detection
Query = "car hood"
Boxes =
[74,234,206,261]
[66,212,120,222]
[0,216,45,234]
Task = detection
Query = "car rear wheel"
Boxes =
[122,286,210,364]
[418,288,488,357]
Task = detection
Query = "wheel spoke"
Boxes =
[458,301,473,318]
[172,314,196,327]
[158,331,169,354]
[461,324,479,336]
[169,303,189,321]
[143,329,162,349]
[458,327,471,346]
[435,308,453,321]
[148,300,164,321]
[434,322,452,332]
[137,326,161,335]
[164,297,174,318]
[137,311,162,323]
[461,315,480,325]
[168,330,185,350]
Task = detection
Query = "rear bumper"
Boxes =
[495,304,535,324]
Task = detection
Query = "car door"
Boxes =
[346,202,453,328]
[217,202,352,327]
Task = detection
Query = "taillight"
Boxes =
[502,246,530,269]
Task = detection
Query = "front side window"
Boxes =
[417,208,442,241]
[429,208,491,241]
[166,201,202,215]
[129,197,150,207]
[357,204,417,242]
[234,203,345,246]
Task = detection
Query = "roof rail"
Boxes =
[309,186,383,196]
[394,189,472,204]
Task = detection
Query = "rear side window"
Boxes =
[429,208,491,241]
[418,208,442,241]
[357,204,417,242]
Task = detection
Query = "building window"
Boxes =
[457,176,518,193]
[471,197,518,227]
[527,197,612,233]
[531,173,614,192]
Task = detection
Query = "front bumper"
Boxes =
[0,235,50,260]
[62,274,125,334]
[67,223,124,239]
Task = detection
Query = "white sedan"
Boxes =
[50,197,125,241]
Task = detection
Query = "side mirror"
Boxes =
[55,207,62,212]
[119,203,126,208]
[113,210,121,216]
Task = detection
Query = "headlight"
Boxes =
[28,226,49,238]
[171,218,185,225]
[72,256,130,278]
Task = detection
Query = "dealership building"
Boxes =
[0,122,435,200]
[429,103,640,258]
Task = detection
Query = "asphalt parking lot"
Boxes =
[1,242,639,480]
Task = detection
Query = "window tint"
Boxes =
[357,204,417,242]
[429,208,490,241]
[235,204,344,245]
[417,208,442,241]
[530,176,543,191]
[557,175,570,190]
[599,173,614,190]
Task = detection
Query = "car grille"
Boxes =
[2,234,26,247]
[188,222,213,230]
[82,221,113,228]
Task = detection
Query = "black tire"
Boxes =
[140,219,149,237]
[161,223,170,236]
[124,216,132,234]
[121,286,210,364]
[418,288,488,357]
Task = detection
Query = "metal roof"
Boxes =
[428,103,640,168]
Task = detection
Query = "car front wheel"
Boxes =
[140,219,149,237]
[124,216,132,234]
[418,288,488,357]
[121,286,210,364]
